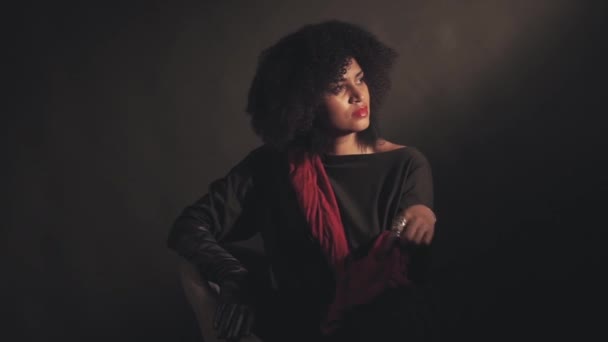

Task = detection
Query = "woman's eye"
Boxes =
[356,77,365,84]
[331,85,344,94]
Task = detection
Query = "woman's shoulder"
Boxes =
[218,144,285,191]
[374,139,406,153]
[234,144,283,169]
[373,139,429,164]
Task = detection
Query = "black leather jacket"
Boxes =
[167,145,335,333]
[167,144,433,339]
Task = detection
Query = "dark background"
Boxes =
[5,0,607,341]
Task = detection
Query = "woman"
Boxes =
[167,20,437,342]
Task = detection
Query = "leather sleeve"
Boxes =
[167,146,267,284]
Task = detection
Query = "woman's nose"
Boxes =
[349,89,364,103]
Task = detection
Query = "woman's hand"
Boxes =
[400,204,436,245]
[213,276,256,341]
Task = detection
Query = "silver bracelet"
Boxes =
[390,215,408,237]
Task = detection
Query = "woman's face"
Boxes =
[322,58,371,135]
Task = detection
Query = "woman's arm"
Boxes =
[397,148,436,284]
[397,148,436,244]
[399,147,434,213]
[167,147,265,283]
[168,146,269,340]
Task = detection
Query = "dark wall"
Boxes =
[6,1,606,341]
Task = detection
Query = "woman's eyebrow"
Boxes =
[337,70,364,82]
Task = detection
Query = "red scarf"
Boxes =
[288,150,411,335]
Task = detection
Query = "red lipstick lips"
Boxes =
[353,106,368,118]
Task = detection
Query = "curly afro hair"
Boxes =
[245,20,398,153]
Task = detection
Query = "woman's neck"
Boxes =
[325,133,373,156]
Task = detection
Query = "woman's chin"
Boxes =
[353,120,371,132]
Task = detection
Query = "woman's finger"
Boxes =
[403,218,420,242]
[423,226,434,245]
[413,223,427,244]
